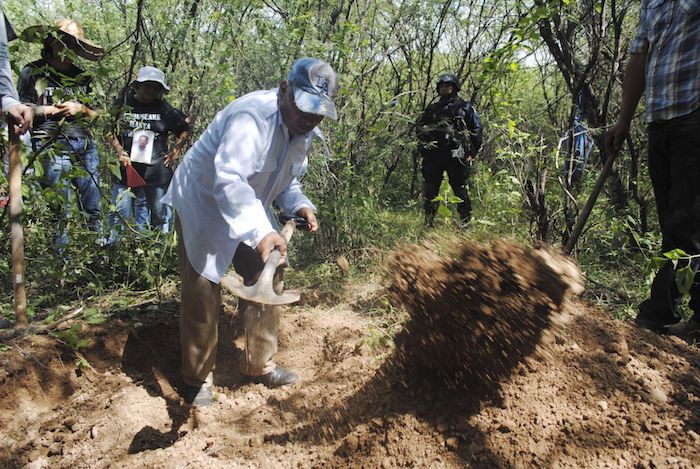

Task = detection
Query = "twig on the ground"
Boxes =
[14,344,51,370]
[369,321,395,341]
[0,306,86,341]
[584,276,631,302]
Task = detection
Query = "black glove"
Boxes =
[278,213,311,231]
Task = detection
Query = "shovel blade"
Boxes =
[220,274,300,305]
[238,289,300,305]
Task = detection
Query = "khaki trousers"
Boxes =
[177,219,283,388]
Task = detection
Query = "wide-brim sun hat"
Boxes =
[21,18,104,61]
[130,66,170,93]
[287,58,339,120]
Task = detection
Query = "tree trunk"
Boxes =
[7,120,27,328]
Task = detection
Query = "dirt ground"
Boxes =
[1,240,699,468]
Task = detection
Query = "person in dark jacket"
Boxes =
[416,74,482,227]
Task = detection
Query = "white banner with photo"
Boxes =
[130,129,155,165]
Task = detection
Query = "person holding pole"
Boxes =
[1,6,33,329]
[1,7,32,134]
[604,0,700,338]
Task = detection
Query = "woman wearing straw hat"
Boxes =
[17,18,105,252]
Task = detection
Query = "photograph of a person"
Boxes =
[130,129,155,164]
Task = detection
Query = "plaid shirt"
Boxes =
[630,0,700,122]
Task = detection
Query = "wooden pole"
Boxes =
[7,118,27,328]
[564,150,617,255]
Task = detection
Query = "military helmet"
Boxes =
[436,74,460,91]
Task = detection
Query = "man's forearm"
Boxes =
[109,134,125,153]
[84,106,99,120]
[173,130,190,151]
[618,52,647,125]
[32,105,60,118]
[0,58,20,111]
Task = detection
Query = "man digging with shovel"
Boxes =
[163,58,338,407]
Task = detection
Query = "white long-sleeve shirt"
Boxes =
[0,7,20,111]
[163,88,318,283]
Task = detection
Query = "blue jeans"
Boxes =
[108,183,148,242]
[141,183,170,233]
[108,182,170,243]
[39,136,102,250]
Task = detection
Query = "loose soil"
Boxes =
[1,238,699,468]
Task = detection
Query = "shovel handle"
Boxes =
[260,219,296,269]
[280,219,296,243]
[255,220,296,287]
[220,219,299,302]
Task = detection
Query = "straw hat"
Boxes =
[21,18,104,61]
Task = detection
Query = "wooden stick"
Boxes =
[7,117,27,328]
[279,219,296,243]
[564,150,618,255]
[0,306,85,341]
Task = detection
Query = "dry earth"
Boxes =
[1,239,699,468]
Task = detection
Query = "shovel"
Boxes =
[563,147,618,254]
[220,220,300,305]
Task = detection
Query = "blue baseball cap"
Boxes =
[287,58,339,120]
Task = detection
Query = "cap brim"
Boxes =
[20,25,104,61]
[293,88,337,120]
[131,79,170,92]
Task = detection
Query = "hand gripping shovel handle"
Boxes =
[220,220,299,305]
[259,219,296,274]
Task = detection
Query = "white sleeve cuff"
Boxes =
[289,201,316,216]
[1,96,20,112]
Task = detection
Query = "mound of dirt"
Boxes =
[388,238,583,391]
[1,247,699,468]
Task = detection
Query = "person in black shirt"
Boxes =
[108,66,190,240]
[18,18,104,251]
[416,74,483,227]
